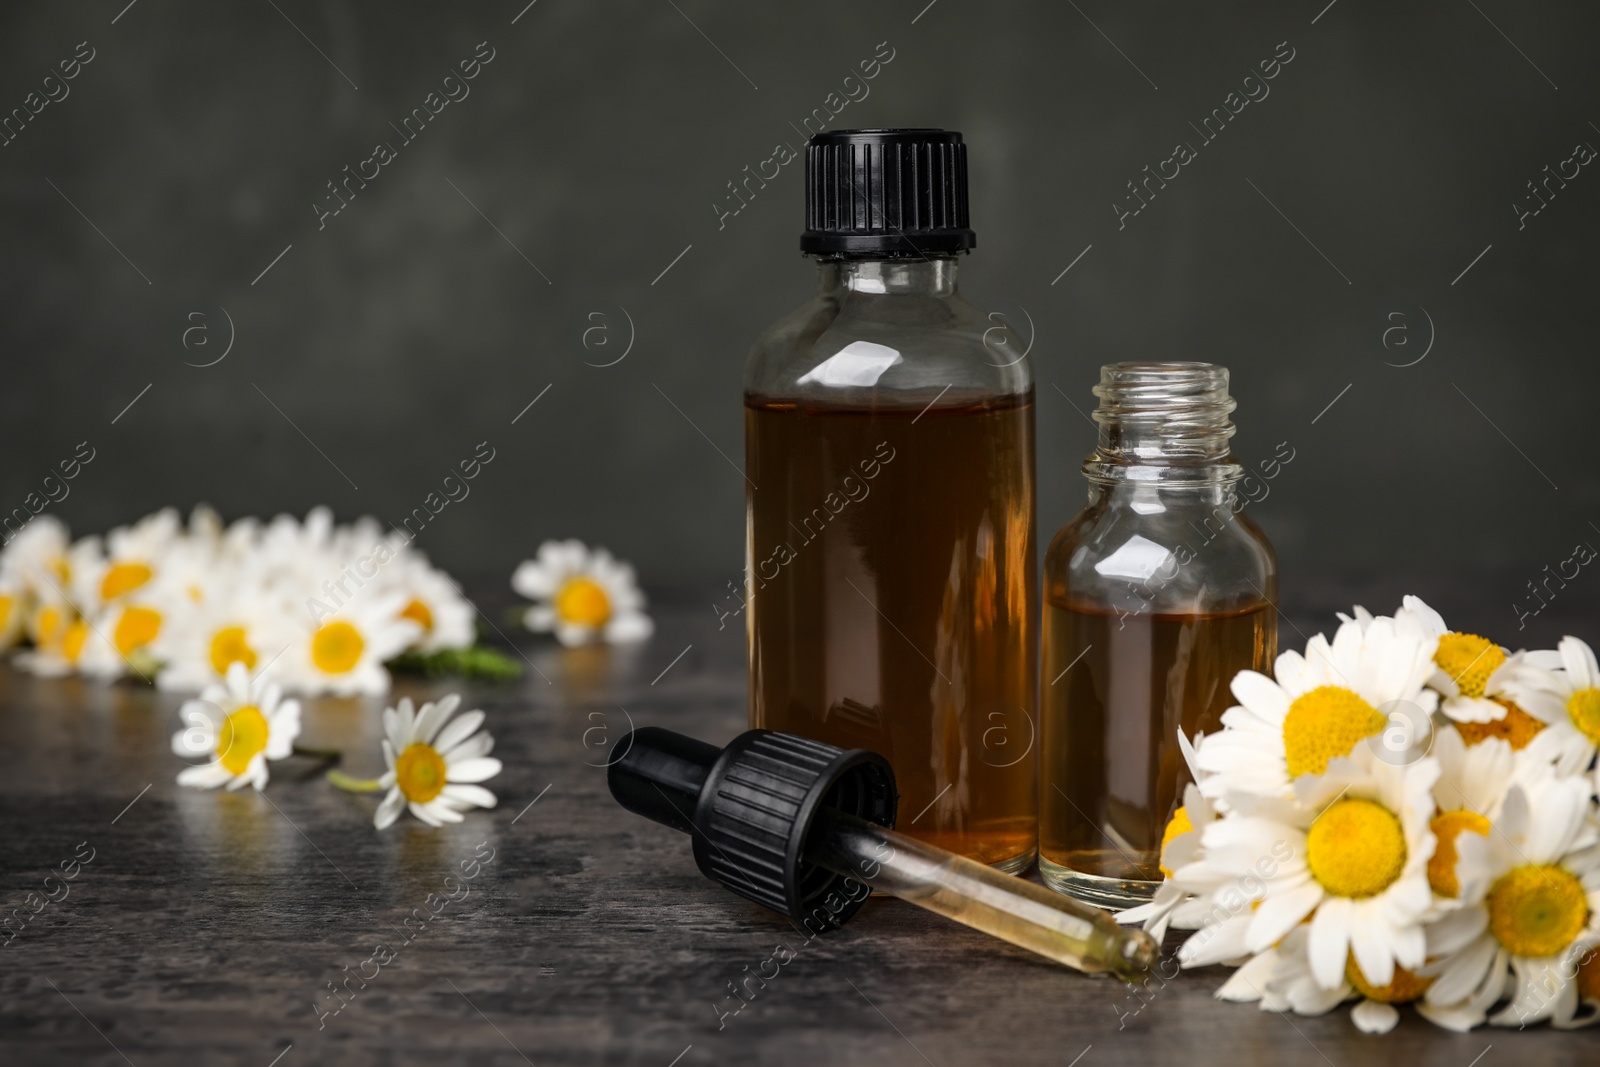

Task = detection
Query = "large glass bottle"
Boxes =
[744,129,1037,871]
[1039,362,1277,906]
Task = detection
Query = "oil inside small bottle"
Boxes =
[746,392,1037,870]
[1038,597,1275,904]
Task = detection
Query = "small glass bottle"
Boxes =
[1039,362,1277,907]
[744,129,1037,871]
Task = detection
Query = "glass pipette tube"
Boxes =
[806,809,1159,982]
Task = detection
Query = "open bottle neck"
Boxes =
[817,257,959,297]
[1083,362,1243,488]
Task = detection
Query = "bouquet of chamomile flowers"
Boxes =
[1123,597,1600,1033]
[0,506,478,695]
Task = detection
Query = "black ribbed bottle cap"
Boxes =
[608,727,897,931]
[801,128,976,257]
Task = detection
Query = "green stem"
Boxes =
[326,769,386,794]
[292,744,344,761]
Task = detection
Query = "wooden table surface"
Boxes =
[1,581,1593,1066]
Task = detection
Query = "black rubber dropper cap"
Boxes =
[609,727,897,930]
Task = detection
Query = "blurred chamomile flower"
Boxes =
[390,558,476,653]
[512,539,652,647]
[170,662,301,790]
[284,591,420,696]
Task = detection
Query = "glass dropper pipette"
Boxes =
[608,726,1157,982]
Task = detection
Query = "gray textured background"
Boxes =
[2,0,1596,636]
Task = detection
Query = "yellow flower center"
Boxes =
[1454,699,1545,750]
[1346,956,1433,1004]
[49,555,71,585]
[34,605,65,647]
[1566,688,1600,746]
[1305,798,1407,899]
[0,594,13,633]
[1487,864,1589,958]
[216,704,269,776]
[113,605,162,656]
[1159,806,1193,879]
[395,742,447,803]
[399,598,435,633]
[555,577,611,627]
[208,625,258,675]
[1427,808,1491,898]
[100,561,153,600]
[310,621,365,674]
[62,619,88,664]
[1433,632,1505,699]
[1282,686,1388,778]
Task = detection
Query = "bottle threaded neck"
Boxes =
[1085,362,1240,483]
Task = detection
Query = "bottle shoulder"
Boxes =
[1044,495,1277,612]
[744,287,1032,406]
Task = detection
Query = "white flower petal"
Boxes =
[1231,670,1290,724]
[603,612,654,644]
[444,757,502,784]
[1559,636,1600,690]
[1425,932,1497,1006]
[554,622,594,647]
[177,761,232,789]
[1245,880,1321,952]
[1215,951,1279,1002]
[1307,897,1353,990]
[432,709,485,753]
[1351,1000,1399,1034]
[409,800,443,827]
[375,787,407,829]
[441,783,497,809]
[414,694,461,744]
[511,559,558,599]
[442,731,494,761]
[420,800,465,824]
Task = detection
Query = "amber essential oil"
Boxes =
[746,393,1037,869]
[1039,597,1275,899]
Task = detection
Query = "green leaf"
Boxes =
[387,645,522,681]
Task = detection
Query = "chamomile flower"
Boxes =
[76,507,181,607]
[388,558,476,653]
[1399,596,1543,725]
[283,590,420,696]
[1179,745,1440,993]
[15,602,89,677]
[1195,610,1438,801]
[1422,775,1600,1029]
[1501,636,1600,776]
[512,539,653,647]
[79,598,167,679]
[154,583,295,692]
[373,694,501,829]
[0,515,72,603]
[170,662,301,790]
